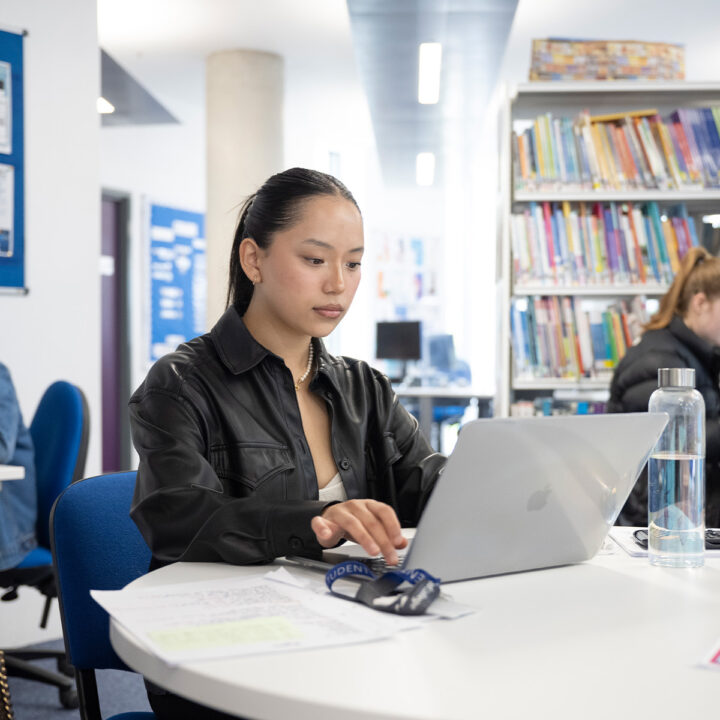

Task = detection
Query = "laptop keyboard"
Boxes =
[357,554,406,574]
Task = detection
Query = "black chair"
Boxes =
[0,380,89,709]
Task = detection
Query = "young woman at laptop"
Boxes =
[608,246,720,527]
[129,168,446,720]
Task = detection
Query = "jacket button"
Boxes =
[289,537,303,550]
[340,459,350,470]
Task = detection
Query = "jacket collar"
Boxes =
[210,306,341,391]
[668,314,715,370]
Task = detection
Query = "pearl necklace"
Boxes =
[294,342,315,391]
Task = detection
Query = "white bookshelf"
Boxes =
[513,284,668,297]
[496,82,720,417]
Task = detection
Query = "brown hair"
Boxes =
[645,247,720,330]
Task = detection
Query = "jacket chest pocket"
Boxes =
[210,442,294,496]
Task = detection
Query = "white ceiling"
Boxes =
[97,0,520,188]
[97,0,361,124]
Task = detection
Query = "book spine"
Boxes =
[661,213,681,274]
[652,115,682,189]
[553,117,567,185]
[624,116,655,188]
[642,212,662,284]
[602,206,619,281]
[603,311,619,366]
[574,120,593,189]
[625,202,647,283]
[531,202,551,281]
[647,202,672,283]
[543,202,558,281]
[511,301,528,377]
[573,297,594,376]
[703,107,720,186]
[666,120,689,185]
[677,109,704,185]
[617,205,638,282]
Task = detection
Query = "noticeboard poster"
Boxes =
[0,29,25,291]
[149,203,206,363]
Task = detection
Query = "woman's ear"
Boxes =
[691,291,710,314]
[239,238,262,285]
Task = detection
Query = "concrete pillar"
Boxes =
[205,50,284,327]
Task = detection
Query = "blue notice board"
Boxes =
[0,29,25,291]
[149,204,206,362]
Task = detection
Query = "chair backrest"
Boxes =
[50,471,150,671]
[30,381,89,548]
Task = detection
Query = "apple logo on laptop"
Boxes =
[527,486,551,512]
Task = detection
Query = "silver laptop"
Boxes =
[298,412,667,583]
[400,412,667,582]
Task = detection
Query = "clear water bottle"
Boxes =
[648,368,705,568]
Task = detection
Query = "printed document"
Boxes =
[93,573,424,664]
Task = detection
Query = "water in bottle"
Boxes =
[647,368,705,568]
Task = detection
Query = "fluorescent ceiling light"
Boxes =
[97,97,115,114]
[418,42,442,105]
[416,152,435,186]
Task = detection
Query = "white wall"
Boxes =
[0,0,99,646]
[100,56,206,396]
[0,0,101,474]
[100,21,377,389]
[284,47,378,362]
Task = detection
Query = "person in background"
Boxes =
[129,167,445,720]
[608,246,720,527]
[0,363,37,571]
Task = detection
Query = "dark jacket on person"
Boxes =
[129,306,446,569]
[607,314,720,526]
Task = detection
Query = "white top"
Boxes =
[0,465,24,481]
[110,548,720,720]
[317,472,347,503]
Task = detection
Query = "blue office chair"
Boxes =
[0,380,89,708]
[50,471,155,720]
[427,335,473,451]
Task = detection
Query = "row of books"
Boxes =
[510,398,608,417]
[511,201,698,287]
[512,107,720,191]
[529,39,684,82]
[511,295,649,380]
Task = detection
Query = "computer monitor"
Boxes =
[375,321,422,361]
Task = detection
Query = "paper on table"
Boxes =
[608,527,647,557]
[700,639,720,672]
[610,526,720,558]
[265,566,475,621]
[93,574,424,665]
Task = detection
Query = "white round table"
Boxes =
[110,549,720,720]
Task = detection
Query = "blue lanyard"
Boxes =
[325,560,441,615]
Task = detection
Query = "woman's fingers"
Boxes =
[313,500,405,564]
[311,515,343,546]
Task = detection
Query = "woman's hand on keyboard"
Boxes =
[311,499,408,565]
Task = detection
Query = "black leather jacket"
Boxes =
[129,307,446,568]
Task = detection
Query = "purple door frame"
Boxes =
[101,194,131,472]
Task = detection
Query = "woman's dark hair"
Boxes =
[646,246,720,330]
[226,167,361,315]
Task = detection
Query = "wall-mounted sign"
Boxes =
[149,203,206,363]
[0,30,25,292]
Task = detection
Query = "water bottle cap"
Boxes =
[657,367,695,388]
